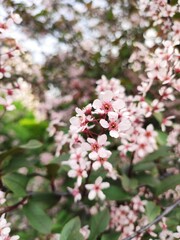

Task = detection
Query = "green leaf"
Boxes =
[30,192,59,210]
[121,175,138,193]
[23,202,52,234]
[2,173,29,197]
[52,210,74,232]
[89,208,110,240]
[146,201,161,221]
[3,157,33,174]
[155,174,180,195]
[101,232,119,240]
[133,162,155,172]
[154,112,163,123]
[59,153,70,162]
[60,217,84,240]
[104,185,131,201]
[134,146,171,172]
[108,151,119,167]
[157,131,167,145]
[0,147,22,163]
[143,146,170,162]
[136,174,160,188]
[20,140,42,149]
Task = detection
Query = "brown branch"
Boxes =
[122,198,180,240]
[128,153,134,177]
[0,191,70,215]
[0,196,28,215]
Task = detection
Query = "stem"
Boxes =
[0,196,28,215]
[122,198,180,240]
[82,161,93,198]
[50,178,56,192]
[0,191,70,215]
[128,153,134,177]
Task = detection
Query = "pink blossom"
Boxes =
[100,112,131,138]
[80,225,90,240]
[151,99,164,113]
[132,196,146,213]
[0,66,11,79]
[68,185,82,202]
[70,106,93,133]
[0,97,15,111]
[161,116,175,132]
[159,87,175,101]
[85,176,110,200]
[0,191,6,205]
[92,151,112,171]
[93,90,125,114]
[68,162,88,186]
[0,214,19,240]
[173,226,180,239]
[82,134,110,160]
[10,13,22,24]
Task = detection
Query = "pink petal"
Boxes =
[119,119,131,131]
[92,161,101,171]
[89,151,98,160]
[98,148,108,158]
[108,111,118,121]
[95,176,103,184]
[85,184,93,190]
[87,138,96,144]
[81,142,91,151]
[110,130,119,138]
[101,182,110,189]
[97,191,106,200]
[100,119,109,128]
[97,134,107,145]
[77,176,82,186]
[70,116,80,126]
[103,162,113,171]
[93,99,102,109]
[112,99,125,110]
[100,90,113,102]
[88,190,96,200]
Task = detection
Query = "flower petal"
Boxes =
[112,99,125,110]
[93,99,102,109]
[98,134,107,145]
[100,119,109,128]
[88,190,96,200]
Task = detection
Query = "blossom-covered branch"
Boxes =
[122,198,180,240]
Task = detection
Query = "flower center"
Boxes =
[92,143,99,152]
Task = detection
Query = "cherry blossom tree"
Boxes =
[0,0,179,240]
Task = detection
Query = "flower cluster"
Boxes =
[0,191,19,240]
[62,75,159,201]
[0,13,22,112]
[109,196,156,240]
[138,0,178,28]
[63,83,133,200]
[0,214,20,240]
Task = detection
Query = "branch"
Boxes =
[122,198,180,240]
[0,196,28,215]
[128,153,134,177]
[0,191,70,215]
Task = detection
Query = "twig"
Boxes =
[128,153,134,177]
[0,191,70,215]
[0,196,28,215]
[122,198,180,240]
